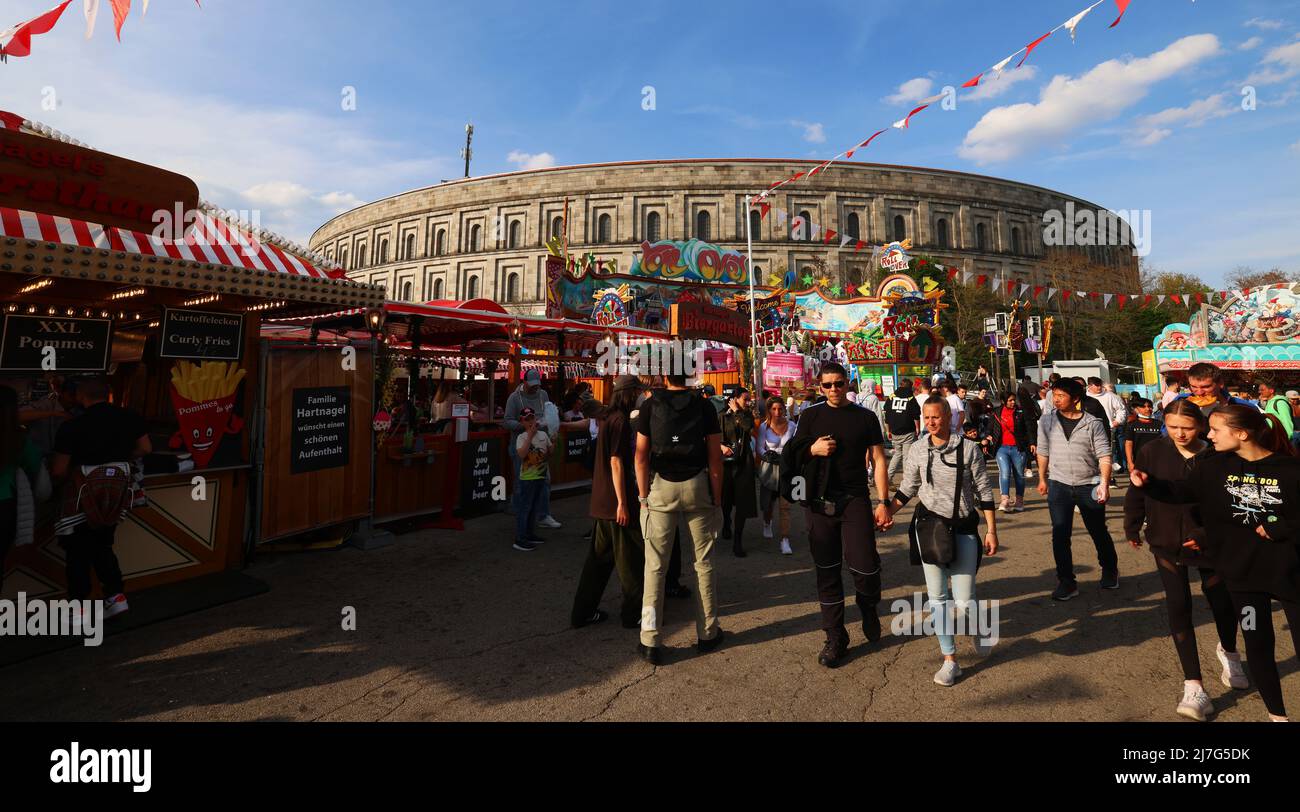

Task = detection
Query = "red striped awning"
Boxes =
[0,205,346,280]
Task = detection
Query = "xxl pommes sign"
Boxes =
[0,129,199,234]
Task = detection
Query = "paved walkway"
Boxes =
[1,482,1295,722]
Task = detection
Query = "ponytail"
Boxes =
[1215,403,1295,456]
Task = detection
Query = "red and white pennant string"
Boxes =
[754,0,1137,204]
[2,0,200,58]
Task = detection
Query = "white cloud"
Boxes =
[791,121,826,143]
[1291,140,1300,155]
[885,77,934,105]
[318,191,365,214]
[1134,93,1235,144]
[961,66,1039,102]
[1245,17,1285,31]
[1239,36,1264,51]
[1246,41,1300,85]
[959,34,1223,165]
[243,181,314,209]
[506,150,557,170]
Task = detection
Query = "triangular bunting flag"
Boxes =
[839,232,852,248]
[1103,293,1113,307]
[854,240,866,253]
[1157,295,1166,306]
[1117,294,1128,310]
[776,208,787,225]
[1109,0,1131,29]
[1194,293,1204,307]
[846,129,888,159]
[1062,290,1072,301]
[1033,286,1044,299]
[962,73,982,88]
[948,269,960,281]
[1143,295,1153,308]
[977,275,988,287]
[1007,279,1017,294]
[758,203,771,220]
[894,104,929,129]
[1048,287,1058,301]
[991,53,1017,74]
[1018,31,1052,68]
[85,0,99,39]
[822,228,838,245]
[109,0,129,41]
[1064,2,1099,42]
[809,223,821,241]
[1170,294,1182,306]
[1019,283,1030,296]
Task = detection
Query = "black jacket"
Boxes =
[1123,438,1212,565]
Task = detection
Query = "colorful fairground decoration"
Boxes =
[788,274,947,365]
[1153,284,1300,374]
[879,239,913,272]
[546,237,751,328]
[591,285,633,327]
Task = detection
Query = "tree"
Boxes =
[1226,266,1292,291]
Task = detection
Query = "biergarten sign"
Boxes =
[670,301,751,347]
[0,314,112,372]
[159,308,244,361]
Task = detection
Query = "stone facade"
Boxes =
[309,159,1140,314]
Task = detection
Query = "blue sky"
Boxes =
[3,0,1299,287]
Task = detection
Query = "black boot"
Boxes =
[817,632,849,668]
[732,518,747,557]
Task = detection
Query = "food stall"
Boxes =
[269,300,671,527]
[1152,284,1300,390]
[0,120,383,599]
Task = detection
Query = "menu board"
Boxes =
[290,387,351,474]
[565,430,591,462]
[159,308,244,361]
[0,314,112,372]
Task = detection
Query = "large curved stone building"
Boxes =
[310,159,1139,314]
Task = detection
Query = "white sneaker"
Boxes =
[779,538,792,556]
[1177,685,1214,721]
[103,593,130,619]
[538,515,562,529]
[1217,644,1249,689]
[933,659,962,687]
[998,498,1009,513]
[763,521,773,539]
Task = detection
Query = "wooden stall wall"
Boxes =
[374,432,451,522]
[259,343,373,542]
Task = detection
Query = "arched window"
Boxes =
[378,239,389,264]
[597,213,612,244]
[748,209,762,241]
[401,280,413,300]
[436,229,446,256]
[846,212,861,241]
[550,216,564,241]
[696,210,711,242]
[646,211,661,242]
[1011,227,1022,255]
[339,247,349,269]
[466,275,479,299]
[892,215,906,242]
[976,222,988,252]
[796,210,812,240]
[936,219,950,249]
[357,244,367,267]
[507,273,520,303]
[432,277,444,300]
[404,233,416,260]
[469,224,481,252]
[508,220,521,249]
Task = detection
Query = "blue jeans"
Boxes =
[515,478,544,541]
[921,533,980,656]
[1112,424,1126,471]
[1046,480,1118,584]
[995,445,1025,497]
[511,440,552,517]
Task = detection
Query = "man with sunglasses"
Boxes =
[784,362,892,667]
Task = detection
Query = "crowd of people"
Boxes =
[533,359,1299,722]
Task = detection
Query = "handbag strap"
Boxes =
[952,437,964,521]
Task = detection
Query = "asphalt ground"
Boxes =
[1,477,1296,722]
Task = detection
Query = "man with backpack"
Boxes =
[634,373,726,664]
[883,381,921,482]
[49,377,150,617]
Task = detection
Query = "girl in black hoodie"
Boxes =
[1132,403,1300,722]
[1123,399,1245,721]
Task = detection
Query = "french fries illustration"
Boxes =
[170,361,246,403]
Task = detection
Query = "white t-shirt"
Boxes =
[759,420,796,455]
[946,393,965,432]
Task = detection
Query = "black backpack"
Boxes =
[649,390,707,465]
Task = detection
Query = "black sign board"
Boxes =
[0,314,112,372]
[565,430,591,462]
[160,308,244,361]
[290,387,351,474]
[459,436,503,513]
